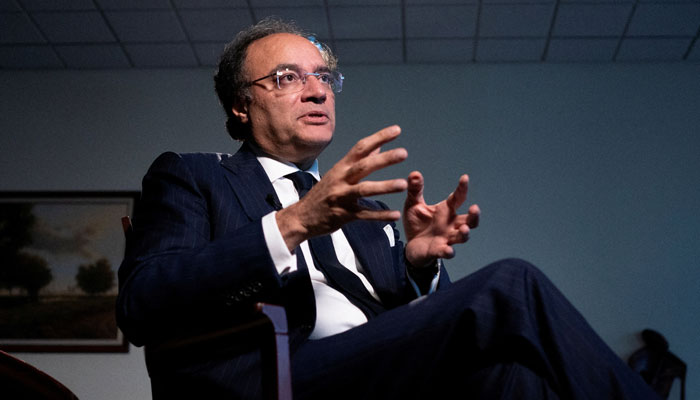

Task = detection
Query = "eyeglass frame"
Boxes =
[246,67,344,94]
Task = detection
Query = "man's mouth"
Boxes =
[300,111,329,123]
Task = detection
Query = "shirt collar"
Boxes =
[248,142,321,183]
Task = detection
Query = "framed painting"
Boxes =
[0,191,138,352]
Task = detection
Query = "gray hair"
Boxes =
[214,17,338,141]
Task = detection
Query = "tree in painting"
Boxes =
[0,203,53,300]
[14,252,53,301]
[76,258,115,295]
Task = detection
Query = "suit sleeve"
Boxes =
[116,152,285,347]
[369,200,451,307]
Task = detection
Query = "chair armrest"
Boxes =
[145,303,291,400]
[0,350,78,400]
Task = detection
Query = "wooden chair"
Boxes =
[628,329,686,400]
[120,216,292,400]
[0,350,78,400]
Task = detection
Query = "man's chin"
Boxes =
[299,127,334,148]
[300,137,332,156]
[292,132,332,163]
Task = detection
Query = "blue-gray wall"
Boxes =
[1,63,697,399]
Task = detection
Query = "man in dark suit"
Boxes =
[116,18,659,400]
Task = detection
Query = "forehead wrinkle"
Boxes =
[244,33,330,80]
[271,63,330,74]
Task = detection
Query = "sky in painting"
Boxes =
[20,197,131,295]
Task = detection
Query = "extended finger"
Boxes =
[447,224,470,244]
[438,245,456,259]
[466,204,480,228]
[355,208,402,222]
[404,171,425,207]
[346,147,407,182]
[354,179,408,198]
[445,174,469,211]
[451,205,479,229]
[347,125,402,161]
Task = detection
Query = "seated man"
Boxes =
[116,18,660,400]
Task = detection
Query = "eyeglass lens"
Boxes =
[275,69,343,93]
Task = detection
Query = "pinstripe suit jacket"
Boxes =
[116,143,450,367]
[117,143,664,399]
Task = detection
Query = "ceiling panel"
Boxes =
[254,7,331,39]
[250,0,324,7]
[329,6,402,39]
[0,45,62,68]
[547,38,618,62]
[54,44,130,68]
[617,37,692,61]
[173,0,248,7]
[18,0,96,11]
[627,3,700,37]
[406,38,474,63]
[333,39,403,64]
[483,0,551,3]
[477,38,546,62]
[95,0,171,10]
[688,39,700,60]
[0,0,21,11]
[0,0,698,69]
[32,11,116,43]
[329,0,399,4]
[559,0,630,3]
[479,4,555,37]
[553,4,632,37]
[125,43,198,67]
[406,0,476,4]
[193,42,226,66]
[405,5,477,38]
[0,12,45,43]
[178,9,253,41]
[105,10,187,42]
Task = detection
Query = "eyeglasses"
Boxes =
[248,68,344,94]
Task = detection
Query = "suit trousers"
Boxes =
[291,258,660,400]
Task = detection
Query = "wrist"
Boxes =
[405,244,437,270]
[406,255,439,292]
[405,252,439,273]
[275,205,310,251]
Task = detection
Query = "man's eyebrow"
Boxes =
[272,63,298,73]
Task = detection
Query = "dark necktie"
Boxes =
[285,171,385,319]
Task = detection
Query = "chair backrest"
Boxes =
[121,216,132,236]
[628,329,686,400]
[0,350,78,399]
[118,216,292,400]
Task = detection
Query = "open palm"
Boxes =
[403,171,480,267]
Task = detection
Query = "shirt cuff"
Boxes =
[261,211,297,275]
[407,259,441,297]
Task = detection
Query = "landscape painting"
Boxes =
[0,191,138,352]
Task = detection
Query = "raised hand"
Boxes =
[403,171,480,268]
[276,125,409,251]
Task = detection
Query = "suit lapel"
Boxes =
[221,147,400,297]
[342,217,397,294]
[220,143,280,220]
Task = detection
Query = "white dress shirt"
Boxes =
[257,155,377,339]
[254,150,439,339]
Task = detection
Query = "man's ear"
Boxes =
[232,98,249,124]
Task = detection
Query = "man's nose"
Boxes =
[301,75,327,103]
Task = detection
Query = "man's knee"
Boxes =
[462,361,560,400]
[482,257,547,282]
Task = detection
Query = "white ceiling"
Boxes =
[1,0,699,69]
